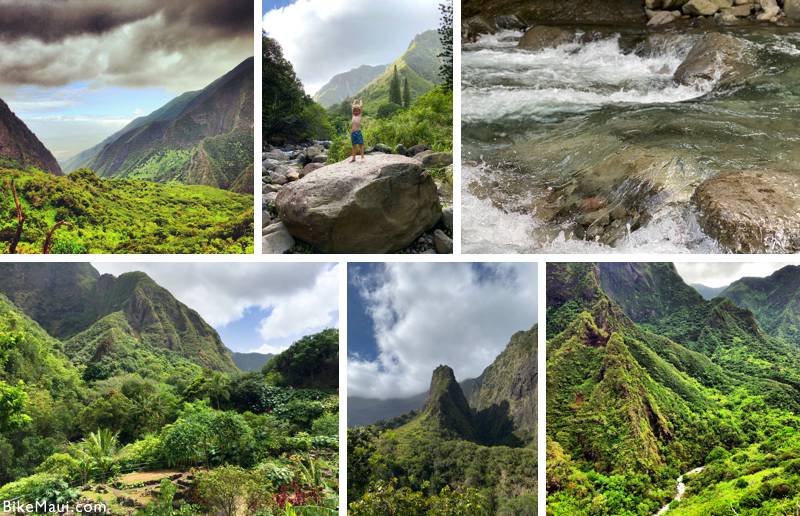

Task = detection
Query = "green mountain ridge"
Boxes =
[690,283,728,300]
[0,98,62,176]
[313,64,386,108]
[0,263,237,374]
[337,30,443,114]
[547,262,800,515]
[65,58,254,193]
[231,351,273,372]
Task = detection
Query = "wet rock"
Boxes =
[433,230,454,254]
[518,26,573,51]
[673,32,753,86]
[495,14,526,30]
[463,15,496,42]
[757,0,781,20]
[276,154,441,253]
[683,0,720,15]
[692,170,800,253]
[263,222,295,254]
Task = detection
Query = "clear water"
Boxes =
[462,28,800,254]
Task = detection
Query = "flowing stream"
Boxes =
[462,28,800,253]
[655,466,705,515]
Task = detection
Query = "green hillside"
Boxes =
[313,64,386,108]
[547,263,800,515]
[334,30,443,116]
[348,327,537,515]
[0,167,253,254]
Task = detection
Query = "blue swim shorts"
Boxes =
[351,130,364,146]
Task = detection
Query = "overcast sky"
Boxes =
[0,0,253,160]
[675,262,796,288]
[263,0,439,94]
[347,262,538,399]
[92,263,339,355]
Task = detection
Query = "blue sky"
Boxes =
[347,262,538,399]
[0,1,252,162]
[263,0,440,94]
[93,263,339,355]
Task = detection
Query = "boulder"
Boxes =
[395,144,407,155]
[408,144,431,156]
[692,171,800,253]
[518,26,573,51]
[433,230,454,254]
[373,143,393,154]
[276,154,442,253]
[301,162,325,177]
[286,170,300,182]
[264,149,287,161]
[311,155,328,164]
[262,159,280,172]
[417,151,453,169]
[683,0,720,14]
[269,165,294,185]
[463,15,496,42]
[264,191,278,206]
[495,14,526,30]
[727,4,753,16]
[673,33,752,86]
[786,0,800,20]
[263,222,295,254]
[305,145,324,160]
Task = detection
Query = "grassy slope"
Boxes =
[0,167,253,254]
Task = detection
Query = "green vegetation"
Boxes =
[0,167,253,254]
[264,35,332,146]
[546,263,800,515]
[0,280,339,514]
[126,149,193,180]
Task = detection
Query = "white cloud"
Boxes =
[348,263,538,399]
[675,262,797,288]
[92,262,339,353]
[263,0,439,94]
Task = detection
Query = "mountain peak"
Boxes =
[420,365,476,440]
[0,97,62,175]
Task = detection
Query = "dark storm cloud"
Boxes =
[0,0,252,43]
[0,0,253,89]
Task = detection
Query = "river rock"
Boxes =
[786,0,800,20]
[463,15,496,42]
[262,159,280,172]
[373,143,393,154]
[495,14,526,30]
[286,170,300,182]
[301,162,325,177]
[311,155,328,164]
[269,166,293,185]
[433,230,454,254]
[264,191,278,206]
[673,33,752,86]
[264,149,288,161]
[692,170,800,253]
[518,26,573,51]
[276,155,442,253]
[757,0,781,20]
[442,206,454,231]
[395,144,407,155]
[305,145,324,160]
[263,222,295,254]
[683,0,720,14]
[648,10,682,25]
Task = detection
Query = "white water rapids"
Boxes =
[655,466,705,515]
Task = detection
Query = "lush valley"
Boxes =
[348,326,537,515]
[0,264,339,515]
[0,167,253,254]
[63,58,255,194]
[546,263,800,515]
[313,65,386,109]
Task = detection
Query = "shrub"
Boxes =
[35,453,81,483]
[377,102,403,119]
[196,465,271,516]
[735,478,749,489]
[284,400,326,432]
[0,473,78,506]
[311,413,338,437]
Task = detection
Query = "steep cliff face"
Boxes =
[470,326,537,442]
[0,98,62,175]
[419,365,477,440]
[0,263,236,373]
[66,58,254,192]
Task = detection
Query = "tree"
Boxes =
[389,65,403,106]
[0,380,31,431]
[402,77,411,108]
[438,1,453,89]
[75,429,119,481]
[263,329,338,389]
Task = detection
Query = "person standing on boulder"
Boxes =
[350,100,365,163]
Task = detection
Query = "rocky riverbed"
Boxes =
[262,142,453,254]
[462,22,800,253]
